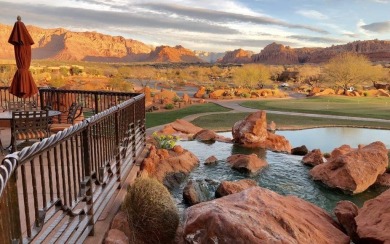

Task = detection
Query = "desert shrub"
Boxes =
[323,152,331,158]
[165,103,174,109]
[152,132,178,149]
[122,177,179,244]
[173,96,181,103]
[363,92,368,97]
[241,93,250,98]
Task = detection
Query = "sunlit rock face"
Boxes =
[232,111,292,153]
[310,141,388,194]
[183,187,350,244]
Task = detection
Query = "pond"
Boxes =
[174,127,390,215]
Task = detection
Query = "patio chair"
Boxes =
[11,110,50,152]
[7,101,37,111]
[50,102,83,133]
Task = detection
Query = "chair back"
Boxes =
[7,101,37,111]
[11,111,50,152]
[67,102,83,124]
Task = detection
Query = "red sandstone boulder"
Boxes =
[291,145,309,156]
[182,93,190,103]
[110,211,132,239]
[140,145,199,184]
[328,144,353,161]
[105,229,128,244]
[183,187,349,243]
[232,111,291,153]
[375,173,390,186]
[226,154,268,174]
[302,149,324,166]
[355,189,390,243]
[215,179,257,197]
[193,129,218,141]
[310,142,388,194]
[183,179,219,206]
[168,119,203,134]
[209,89,225,99]
[204,155,218,165]
[194,86,206,98]
[334,201,359,242]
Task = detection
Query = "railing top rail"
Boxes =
[38,87,139,96]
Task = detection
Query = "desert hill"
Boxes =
[0,24,201,63]
[218,49,253,64]
[221,40,390,64]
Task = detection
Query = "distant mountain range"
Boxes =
[1,23,390,64]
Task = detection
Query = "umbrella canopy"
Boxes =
[8,16,38,98]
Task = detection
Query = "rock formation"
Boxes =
[147,45,202,63]
[334,201,359,243]
[310,142,388,194]
[355,189,390,243]
[226,154,268,174]
[183,179,219,206]
[291,145,309,156]
[183,187,349,243]
[302,149,324,166]
[218,48,253,63]
[215,179,257,197]
[252,42,300,64]
[232,111,292,153]
[194,86,206,98]
[140,145,199,188]
[204,155,218,165]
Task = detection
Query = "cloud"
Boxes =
[0,2,239,35]
[370,0,390,3]
[138,3,329,34]
[296,10,328,20]
[288,35,344,44]
[361,21,390,33]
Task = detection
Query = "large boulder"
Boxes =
[375,173,390,186]
[140,145,199,188]
[193,129,218,142]
[183,187,349,243]
[194,86,206,98]
[215,179,257,198]
[334,201,359,243]
[226,154,268,174]
[183,179,219,206]
[204,155,218,165]
[291,145,309,156]
[302,149,324,166]
[355,189,390,243]
[310,142,388,194]
[232,111,291,153]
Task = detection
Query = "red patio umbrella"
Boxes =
[8,16,38,98]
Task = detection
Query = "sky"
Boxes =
[1,0,390,53]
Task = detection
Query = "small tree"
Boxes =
[322,52,377,92]
[232,64,270,89]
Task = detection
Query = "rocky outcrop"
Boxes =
[193,129,232,143]
[147,45,202,63]
[291,145,309,156]
[232,111,292,153]
[334,201,359,243]
[194,86,206,98]
[355,189,390,243]
[183,187,349,243]
[375,173,390,186]
[252,42,300,64]
[218,48,253,63]
[302,149,324,166]
[226,154,268,174]
[204,155,218,165]
[310,142,388,194]
[183,179,219,206]
[140,145,199,187]
[215,179,257,198]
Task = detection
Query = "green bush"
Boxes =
[122,177,179,244]
[323,152,331,158]
[363,92,368,97]
[165,103,174,109]
[152,132,178,149]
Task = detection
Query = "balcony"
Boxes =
[0,87,146,243]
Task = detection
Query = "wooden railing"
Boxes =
[0,89,146,243]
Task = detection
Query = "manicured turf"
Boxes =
[240,96,390,120]
[146,103,231,128]
[191,112,390,131]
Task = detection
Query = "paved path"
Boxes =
[146,98,390,135]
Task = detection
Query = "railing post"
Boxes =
[0,167,22,243]
[115,108,121,183]
[82,125,94,236]
[94,93,99,114]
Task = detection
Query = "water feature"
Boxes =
[173,127,390,214]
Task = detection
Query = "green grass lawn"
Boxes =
[146,103,231,128]
[191,112,390,131]
[241,96,390,120]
